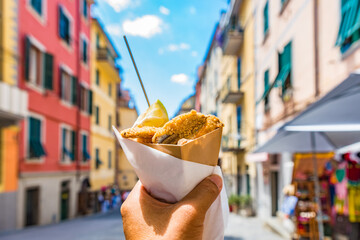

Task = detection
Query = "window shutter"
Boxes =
[88,90,93,114]
[59,6,64,39]
[263,1,269,34]
[24,36,31,81]
[59,68,63,98]
[43,53,54,90]
[71,76,78,105]
[237,58,241,89]
[83,40,87,63]
[71,130,76,161]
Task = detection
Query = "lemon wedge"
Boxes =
[133,99,169,127]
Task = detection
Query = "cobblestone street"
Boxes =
[0,210,283,240]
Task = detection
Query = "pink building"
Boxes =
[17,0,93,228]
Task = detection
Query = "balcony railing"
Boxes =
[217,80,244,104]
[96,47,119,73]
[0,82,28,126]
[222,134,244,152]
[222,21,244,55]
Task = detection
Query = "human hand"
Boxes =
[121,174,222,240]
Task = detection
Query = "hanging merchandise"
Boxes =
[348,186,360,223]
[334,162,348,215]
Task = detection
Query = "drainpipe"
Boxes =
[75,0,81,182]
[314,0,320,97]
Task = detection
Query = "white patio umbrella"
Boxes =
[255,72,360,240]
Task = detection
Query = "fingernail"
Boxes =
[209,175,222,190]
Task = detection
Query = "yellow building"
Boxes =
[218,0,255,197]
[115,90,138,191]
[0,0,28,231]
[90,18,121,191]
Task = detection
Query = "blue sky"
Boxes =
[92,0,228,117]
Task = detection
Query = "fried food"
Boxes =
[120,126,159,140]
[120,110,224,145]
[153,110,224,144]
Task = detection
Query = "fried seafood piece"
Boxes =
[193,115,224,139]
[120,126,159,140]
[152,110,223,144]
[152,110,207,144]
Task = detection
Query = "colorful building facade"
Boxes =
[253,0,360,224]
[90,18,121,192]
[115,89,138,192]
[17,0,92,228]
[0,0,28,231]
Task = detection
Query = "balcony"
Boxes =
[222,134,245,152]
[96,47,120,76]
[0,82,28,127]
[222,21,244,55]
[218,80,244,104]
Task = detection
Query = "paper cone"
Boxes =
[113,126,229,240]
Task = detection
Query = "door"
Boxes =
[25,187,39,226]
[60,181,70,220]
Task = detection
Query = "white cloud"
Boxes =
[191,51,198,57]
[159,6,170,15]
[106,24,122,37]
[171,74,189,85]
[104,0,132,12]
[123,15,163,38]
[189,6,197,15]
[159,43,191,54]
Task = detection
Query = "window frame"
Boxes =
[95,106,100,125]
[58,5,73,48]
[81,0,89,20]
[26,112,46,163]
[80,33,89,66]
[108,114,112,131]
[27,0,47,24]
[59,124,75,164]
[60,65,74,106]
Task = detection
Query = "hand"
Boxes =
[121,174,222,240]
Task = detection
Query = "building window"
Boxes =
[60,70,77,105]
[59,6,71,45]
[80,87,92,114]
[81,133,90,162]
[24,37,54,90]
[236,106,242,133]
[336,0,360,53]
[263,1,269,36]
[95,106,100,125]
[275,41,292,99]
[108,115,112,131]
[95,148,102,169]
[82,0,88,18]
[108,83,112,97]
[81,38,88,64]
[30,0,43,16]
[264,70,270,112]
[96,69,100,86]
[108,151,112,169]
[96,33,100,49]
[28,116,46,159]
[237,58,241,88]
[61,127,75,163]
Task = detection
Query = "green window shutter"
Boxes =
[88,90,93,114]
[62,128,66,161]
[96,69,100,86]
[71,130,76,161]
[31,0,42,15]
[96,33,100,49]
[71,76,77,105]
[336,0,359,46]
[24,36,31,81]
[43,52,54,90]
[29,117,46,158]
[263,1,269,34]
[108,151,112,169]
[83,0,88,18]
[82,40,87,63]
[96,106,99,124]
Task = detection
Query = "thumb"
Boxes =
[179,174,222,215]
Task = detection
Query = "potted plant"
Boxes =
[228,194,239,213]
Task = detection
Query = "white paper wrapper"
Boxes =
[113,127,229,240]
